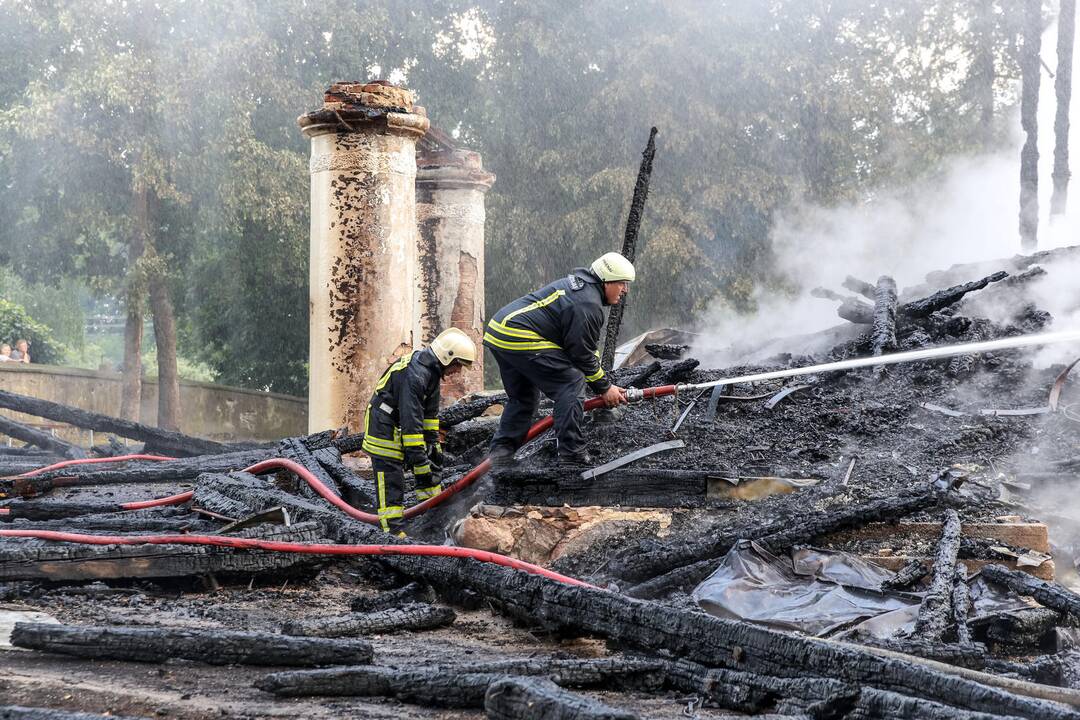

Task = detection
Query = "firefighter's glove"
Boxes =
[427,443,446,473]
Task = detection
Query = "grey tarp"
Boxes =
[693,541,917,636]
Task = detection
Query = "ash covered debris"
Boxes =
[1,250,1080,718]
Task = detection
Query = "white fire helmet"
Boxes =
[590,252,636,282]
[430,327,477,366]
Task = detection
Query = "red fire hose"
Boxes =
[0,528,596,588]
[15,454,176,478]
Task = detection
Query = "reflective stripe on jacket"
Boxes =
[484,268,611,393]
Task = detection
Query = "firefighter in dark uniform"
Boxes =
[362,327,477,533]
[484,252,635,465]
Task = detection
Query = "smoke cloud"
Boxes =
[692,18,1080,369]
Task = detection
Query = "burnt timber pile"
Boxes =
[1,250,1080,718]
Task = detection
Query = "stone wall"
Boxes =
[0,364,306,445]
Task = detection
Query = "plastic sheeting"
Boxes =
[693,541,917,636]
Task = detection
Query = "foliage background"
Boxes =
[0,0,1034,394]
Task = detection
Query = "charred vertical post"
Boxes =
[1053,0,1076,217]
[913,510,962,642]
[1019,0,1042,250]
[601,127,658,371]
[299,82,430,434]
[871,275,898,379]
[415,146,495,402]
[953,563,973,646]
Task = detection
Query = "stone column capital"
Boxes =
[416,148,495,192]
[297,81,429,140]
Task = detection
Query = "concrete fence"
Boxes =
[0,364,307,446]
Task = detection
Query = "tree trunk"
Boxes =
[1019,0,1042,250]
[1053,0,1076,216]
[120,187,147,422]
[146,246,181,431]
[972,0,998,140]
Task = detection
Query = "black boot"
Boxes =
[557,449,595,466]
[489,444,518,468]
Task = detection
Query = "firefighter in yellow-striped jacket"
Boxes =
[484,253,634,467]
[362,328,476,533]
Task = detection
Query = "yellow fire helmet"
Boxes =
[430,327,477,366]
[590,252,636,282]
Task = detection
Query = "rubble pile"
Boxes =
[0,248,1079,718]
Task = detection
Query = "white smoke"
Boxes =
[692,16,1080,368]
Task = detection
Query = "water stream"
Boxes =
[680,329,1080,391]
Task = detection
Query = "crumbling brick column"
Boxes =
[415,149,495,401]
[298,82,429,433]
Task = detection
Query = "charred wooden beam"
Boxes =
[0,446,58,456]
[489,467,728,507]
[0,707,152,720]
[852,689,1030,720]
[871,275,898,378]
[601,126,658,372]
[349,581,435,612]
[0,415,86,459]
[860,637,992,670]
[190,485,255,521]
[0,522,322,582]
[259,656,667,700]
[439,393,507,428]
[982,564,1080,623]
[985,607,1062,649]
[610,361,662,389]
[955,564,974,645]
[811,287,845,302]
[611,487,938,586]
[11,622,372,667]
[5,511,213,534]
[0,460,63,477]
[902,271,1009,318]
[265,668,501,708]
[280,436,341,501]
[195,475,1080,719]
[310,444,372,508]
[0,389,228,457]
[838,296,874,324]
[882,559,929,591]
[644,343,688,361]
[1004,265,1048,287]
[913,510,962,641]
[296,430,365,455]
[843,275,878,300]
[485,676,637,720]
[858,638,1077,686]
[0,500,139,521]
[260,655,1037,719]
[656,358,699,385]
[281,603,456,637]
[838,271,1010,325]
[5,448,271,497]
